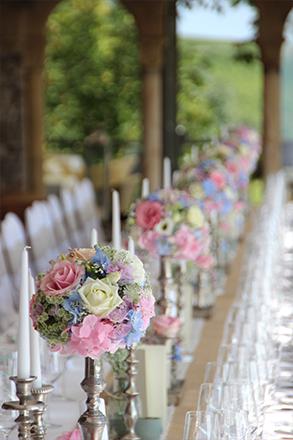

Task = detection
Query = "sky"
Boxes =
[177,1,293,43]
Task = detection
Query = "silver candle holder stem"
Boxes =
[157,256,173,315]
[122,346,140,440]
[2,376,43,440]
[175,263,186,318]
[31,384,54,439]
[78,357,107,440]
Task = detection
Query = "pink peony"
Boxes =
[196,254,214,270]
[56,428,81,440]
[153,315,181,339]
[136,201,163,230]
[67,315,119,357]
[173,225,202,261]
[210,170,226,190]
[138,230,160,254]
[139,295,156,330]
[39,261,85,296]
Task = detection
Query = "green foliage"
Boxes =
[177,39,262,140]
[44,0,262,157]
[45,0,141,157]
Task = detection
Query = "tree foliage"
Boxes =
[44,0,261,158]
[45,0,141,156]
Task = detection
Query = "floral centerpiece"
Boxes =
[30,246,156,357]
[223,126,261,175]
[127,188,213,269]
[174,158,237,219]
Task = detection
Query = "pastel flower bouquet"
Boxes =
[127,188,213,269]
[223,126,261,175]
[30,246,155,358]
[174,159,237,219]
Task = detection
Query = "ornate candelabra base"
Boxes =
[122,346,140,440]
[31,384,53,439]
[157,256,175,316]
[2,376,43,440]
[78,357,107,440]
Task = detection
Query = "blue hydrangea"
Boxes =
[125,310,144,347]
[147,193,160,201]
[202,179,217,197]
[63,291,85,325]
[157,240,172,256]
[91,248,110,269]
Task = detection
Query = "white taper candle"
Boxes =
[17,247,30,379]
[141,178,150,198]
[128,236,135,255]
[112,190,121,250]
[163,157,172,189]
[91,228,98,248]
[29,271,42,388]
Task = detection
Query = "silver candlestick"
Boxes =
[31,384,53,439]
[78,357,107,440]
[122,346,140,440]
[157,256,175,315]
[2,376,43,439]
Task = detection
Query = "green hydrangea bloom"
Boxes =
[32,292,71,345]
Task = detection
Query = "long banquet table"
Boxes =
[165,216,252,440]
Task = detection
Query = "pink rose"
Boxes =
[153,315,181,339]
[173,225,202,261]
[139,296,156,330]
[67,315,120,357]
[210,170,225,190]
[39,261,85,296]
[56,428,81,440]
[196,254,214,270]
[138,230,160,254]
[136,201,163,230]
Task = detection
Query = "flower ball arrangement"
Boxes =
[127,188,213,269]
[174,158,237,218]
[223,126,261,176]
[30,246,155,357]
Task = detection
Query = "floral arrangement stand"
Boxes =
[78,357,107,440]
[121,346,140,440]
[157,256,175,315]
[30,245,155,440]
[135,343,169,427]
[2,376,44,440]
[31,383,54,439]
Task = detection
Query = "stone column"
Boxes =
[254,0,293,176]
[121,0,167,191]
[0,1,59,213]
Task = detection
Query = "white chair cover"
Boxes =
[60,187,82,248]
[73,178,105,245]
[0,237,18,322]
[25,201,59,273]
[46,195,71,253]
[1,212,27,292]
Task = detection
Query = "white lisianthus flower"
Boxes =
[78,272,122,316]
[155,218,174,235]
[129,254,146,284]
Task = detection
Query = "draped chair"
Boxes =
[0,237,18,325]
[46,194,71,253]
[1,212,28,298]
[73,178,105,246]
[60,187,84,248]
[25,201,60,273]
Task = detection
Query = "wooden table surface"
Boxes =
[165,228,249,440]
